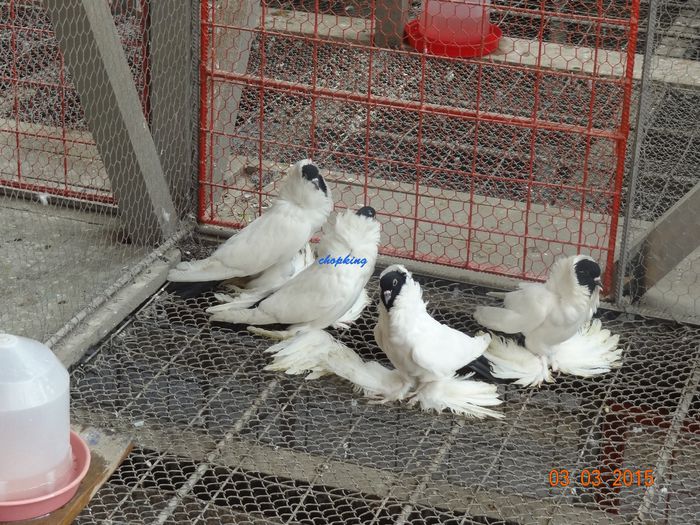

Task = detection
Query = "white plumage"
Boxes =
[549,319,622,377]
[265,328,502,419]
[207,207,380,337]
[332,288,371,329]
[474,255,602,357]
[406,378,504,418]
[474,255,622,385]
[213,244,314,309]
[266,265,504,419]
[482,336,552,387]
[264,330,405,398]
[374,265,503,418]
[168,159,332,283]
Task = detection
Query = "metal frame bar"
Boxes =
[42,0,177,244]
[150,0,194,218]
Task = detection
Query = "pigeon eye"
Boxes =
[392,278,398,288]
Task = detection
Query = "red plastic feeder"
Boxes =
[0,431,91,522]
[405,0,502,58]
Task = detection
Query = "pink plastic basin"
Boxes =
[0,431,91,522]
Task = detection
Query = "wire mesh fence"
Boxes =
[0,0,193,342]
[3,0,698,333]
[0,0,147,202]
[69,255,700,524]
[197,0,639,288]
[615,0,700,323]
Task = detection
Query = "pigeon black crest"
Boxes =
[379,269,407,310]
[356,206,376,219]
[301,163,327,195]
[574,258,602,294]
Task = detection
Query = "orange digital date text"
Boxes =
[548,468,654,487]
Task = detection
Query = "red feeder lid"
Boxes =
[404,19,502,58]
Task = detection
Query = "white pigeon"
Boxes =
[474,254,621,386]
[373,265,503,418]
[212,243,314,309]
[207,206,381,337]
[167,159,333,295]
[265,264,504,419]
[214,248,371,326]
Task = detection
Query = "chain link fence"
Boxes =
[198,0,638,288]
[0,0,147,202]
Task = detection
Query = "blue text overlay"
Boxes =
[318,254,368,268]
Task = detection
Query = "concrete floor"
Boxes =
[0,195,147,342]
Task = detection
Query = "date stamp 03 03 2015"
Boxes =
[548,468,655,488]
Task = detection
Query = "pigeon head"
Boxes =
[301,162,328,196]
[379,267,408,310]
[574,257,602,294]
[355,206,376,219]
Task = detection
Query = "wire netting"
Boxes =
[0,0,147,202]
[615,0,700,323]
[197,0,639,288]
[0,0,194,342]
[70,249,700,524]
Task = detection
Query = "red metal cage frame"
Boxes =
[0,0,149,205]
[198,0,640,286]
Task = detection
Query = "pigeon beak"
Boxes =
[594,277,603,290]
[383,290,393,305]
[310,178,320,190]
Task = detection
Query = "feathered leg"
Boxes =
[247,326,302,340]
[211,288,271,310]
[484,336,553,387]
[264,330,412,399]
[208,306,278,325]
[407,378,504,419]
[549,319,622,377]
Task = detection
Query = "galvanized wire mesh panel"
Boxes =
[0,1,193,343]
[71,244,700,524]
[0,0,147,201]
[198,0,639,287]
[616,0,700,323]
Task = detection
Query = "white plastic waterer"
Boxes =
[0,333,73,502]
[420,0,492,43]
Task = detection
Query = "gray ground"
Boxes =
[0,196,147,341]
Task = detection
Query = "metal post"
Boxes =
[150,0,194,218]
[208,0,261,211]
[42,0,177,245]
[614,0,659,303]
